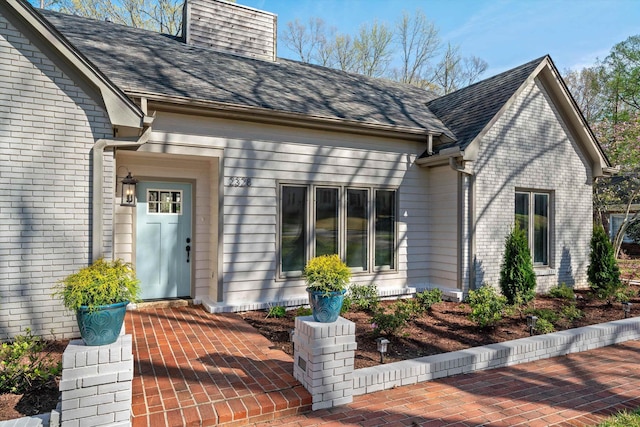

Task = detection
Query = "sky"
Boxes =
[239,0,640,78]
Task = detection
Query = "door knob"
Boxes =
[186,244,191,263]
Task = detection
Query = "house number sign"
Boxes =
[227,177,252,187]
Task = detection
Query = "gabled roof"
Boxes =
[420,55,612,176]
[2,0,145,129]
[426,57,546,153]
[3,2,612,175]
[38,9,455,140]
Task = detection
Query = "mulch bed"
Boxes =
[0,340,66,422]
[242,286,640,370]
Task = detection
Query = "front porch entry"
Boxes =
[136,181,192,300]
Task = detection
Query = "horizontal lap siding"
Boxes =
[152,113,430,305]
[424,166,458,288]
[0,13,112,340]
[114,153,213,299]
[473,79,593,292]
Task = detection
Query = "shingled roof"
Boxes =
[426,56,546,154]
[35,8,560,155]
[39,9,457,139]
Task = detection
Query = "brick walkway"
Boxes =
[127,306,311,426]
[256,340,640,427]
[126,305,640,427]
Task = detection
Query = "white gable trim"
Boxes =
[465,56,612,177]
[4,0,145,129]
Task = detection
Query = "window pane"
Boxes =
[148,190,158,213]
[347,189,368,270]
[315,188,338,256]
[375,190,395,268]
[533,194,548,265]
[281,186,306,272]
[515,192,529,237]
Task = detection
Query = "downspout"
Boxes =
[92,122,153,261]
[427,134,434,156]
[449,157,476,294]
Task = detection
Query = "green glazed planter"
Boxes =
[76,301,128,346]
[307,289,346,323]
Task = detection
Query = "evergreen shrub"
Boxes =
[587,225,622,302]
[499,226,536,305]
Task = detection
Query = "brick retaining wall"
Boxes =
[293,316,640,407]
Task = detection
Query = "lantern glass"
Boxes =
[376,337,389,353]
[526,315,537,328]
[120,172,138,207]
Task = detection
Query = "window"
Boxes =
[279,184,397,276]
[375,189,396,269]
[609,214,636,243]
[147,190,182,214]
[281,186,306,273]
[515,191,550,266]
[315,188,339,256]
[346,189,368,271]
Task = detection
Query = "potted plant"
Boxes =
[304,254,351,323]
[55,258,140,346]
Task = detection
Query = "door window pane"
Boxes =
[281,186,306,272]
[533,194,549,265]
[147,190,182,214]
[315,188,339,256]
[347,189,368,271]
[375,190,395,268]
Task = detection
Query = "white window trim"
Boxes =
[278,182,398,279]
[516,190,552,267]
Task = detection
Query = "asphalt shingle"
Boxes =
[40,9,455,139]
[37,8,547,153]
[426,56,546,153]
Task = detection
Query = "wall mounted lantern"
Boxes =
[120,172,138,207]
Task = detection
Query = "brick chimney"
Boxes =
[182,0,277,61]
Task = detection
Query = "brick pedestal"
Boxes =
[57,335,133,427]
[292,316,356,410]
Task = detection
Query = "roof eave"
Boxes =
[5,0,145,129]
[135,90,444,141]
[437,56,612,178]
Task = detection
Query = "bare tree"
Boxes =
[563,66,606,122]
[431,43,487,94]
[394,10,440,87]
[331,34,357,72]
[431,43,460,94]
[32,0,183,36]
[35,0,63,8]
[352,20,394,77]
[281,18,329,64]
[461,55,488,87]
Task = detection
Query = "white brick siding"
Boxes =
[472,79,593,293]
[0,14,113,340]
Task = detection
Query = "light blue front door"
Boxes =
[136,182,192,300]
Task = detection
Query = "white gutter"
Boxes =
[91,122,153,261]
[448,157,473,176]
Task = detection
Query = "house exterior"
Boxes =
[0,0,613,341]
[605,203,640,256]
